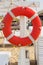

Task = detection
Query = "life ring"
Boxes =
[2,7,42,46]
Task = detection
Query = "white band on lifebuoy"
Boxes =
[30,13,38,21]
[28,34,35,44]
[9,11,15,18]
[7,33,14,40]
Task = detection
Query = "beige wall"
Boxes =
[0,46,35,63]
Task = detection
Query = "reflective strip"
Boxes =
[30,13,38,21]
[8,10,15,18]
[7,33,14,40]
[28,34,36,44]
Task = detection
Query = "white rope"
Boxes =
[7,33,14,40]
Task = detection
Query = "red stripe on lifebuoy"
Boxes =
[2,7,42,46]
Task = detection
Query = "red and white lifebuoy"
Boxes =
[2,7,42,46]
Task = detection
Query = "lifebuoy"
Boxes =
[2,7,42,46]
